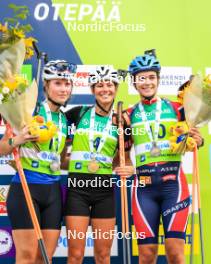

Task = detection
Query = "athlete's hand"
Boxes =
[189,127,204,147]
[115,165,135,178]
[13,126,39,147]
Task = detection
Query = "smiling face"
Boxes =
[92,81,118,106]
[134,71,159,99]
[45,79,72,105]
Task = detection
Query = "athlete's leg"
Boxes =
[35,182,63,263]
[7,183,63,263]
[35,230,61,264]
[165,238,185,264]
[138,244,158,264]
[91,218,116,264]
[6,183,40,264]
[66,216,90,264]
[90,183,116,264]
[12,230,38,264]
[161,167,190,264]
[132,177,160,264]
[65,174,93,264]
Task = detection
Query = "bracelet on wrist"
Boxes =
[8,138,15,148]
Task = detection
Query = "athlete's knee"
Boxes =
[16,248,37,264]
[139,245,157,264]
[165,238,185,264]
[167,250,184,264]
[67,247,84,264]
[94,247,111,263]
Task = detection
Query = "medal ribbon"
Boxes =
[43,101,63,157]
[138,97,162,144]
[89,106,113,159]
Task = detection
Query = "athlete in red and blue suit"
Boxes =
[124,52,203,263]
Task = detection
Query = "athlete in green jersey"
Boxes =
[64,65,134,264]
[1,60,76,263]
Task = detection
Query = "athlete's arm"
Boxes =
[0,126,38,156]
[113,151,135,177]
[189,127,204,147]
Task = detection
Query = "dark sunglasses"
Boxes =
[53,62,77,73]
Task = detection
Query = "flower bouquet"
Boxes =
[0,4,38,132]
[183,74,211,128]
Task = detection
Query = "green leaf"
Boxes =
[20,9,29,14]
[8,3,18,10]
[4,17,17,24]
[8,4,28,12]
[19,24,33,33]
[18,83,27,93]
[15,13,27,20]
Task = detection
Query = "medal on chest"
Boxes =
[150,142,161,157]
[139,98,162,157]
[88,158,100,173]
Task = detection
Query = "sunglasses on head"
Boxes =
[53,62,77,73]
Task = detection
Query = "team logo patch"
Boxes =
[83,153,90,160]
[82,119,89,126]
[94,137,101,150]
[162,174,176,181]
[75,162,82,169]
[140,176,151,185]
[140,155,146,162]
[31,161,39,168]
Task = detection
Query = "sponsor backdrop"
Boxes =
[0,0,210,263]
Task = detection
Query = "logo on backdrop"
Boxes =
[33,1,146,32]
[0,230,13,256]
[128,66,192,96]
[0,186,9,216]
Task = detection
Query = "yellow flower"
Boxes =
[24,37,36,48]
[4,78,18,91]
[0,23,8,33]
[204,74,211,85]
[13,28,25,39]
[25,47,34,60]
[3,75,28,93]
[14,74,28,86]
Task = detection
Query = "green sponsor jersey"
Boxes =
[69,107,118,174]
[20,103,67,175]
[130,99,182,167]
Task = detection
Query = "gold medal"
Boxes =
[150,142,161,157]
[88,159,100,173]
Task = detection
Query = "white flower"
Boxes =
[2,87,10,94]
[0,93,4,100]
